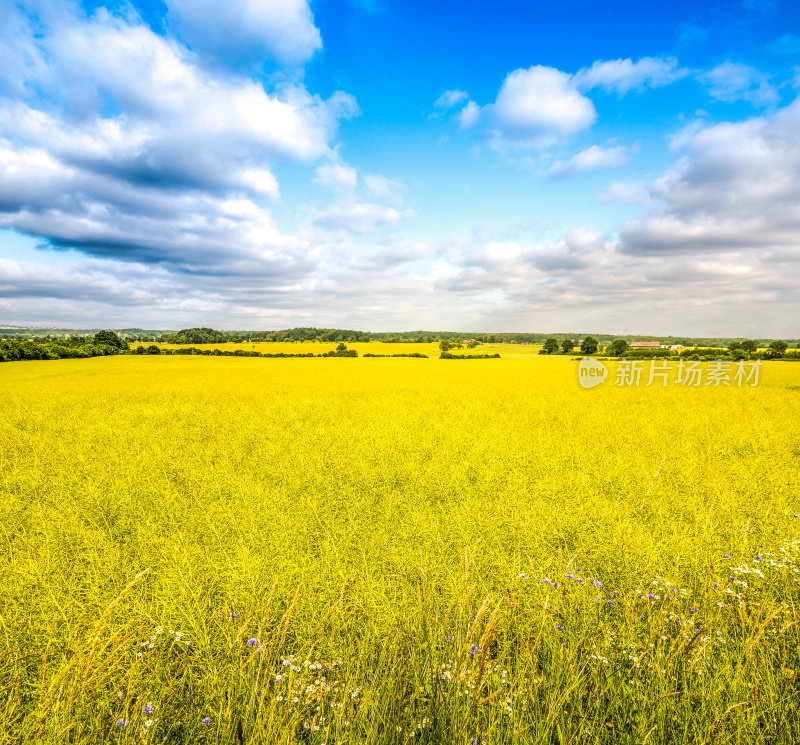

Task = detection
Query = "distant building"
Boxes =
[462,339,481,346]
[630,341,662,347]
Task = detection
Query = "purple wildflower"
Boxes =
[519,573,529,580]
[565,574,575,580]
[575,578,585,583]
[470,739,477,744]
[755,556,762,562]
[247,638,257,646]
[723,554,730,559]
[689,606,699,613]
[115,719,129,728]
[143,703,154,714]
[593,580,602,588]
[201,717,212,725]
[228,612,240,619]
[713,582,719,588]
[542,578,551,584]
[469,644,477,659]
[607,600,615,605]
[645,593,657,599]
[555,625,565,632]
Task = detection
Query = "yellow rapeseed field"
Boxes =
[1,353,799,744]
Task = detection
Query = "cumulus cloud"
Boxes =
[549,144,631,178]
[434,89,469,108]
[315,160,359,191]
[458,100,481,129]
[620,97,800,254]
[597,180,652,205]
[446,59,685,150]
[312,202,414,234]
[166,0,322,68]
[700,62,778,107]
[363,174,405,207]
[487,66,596,148]
[573,56,689,95]
[0,4,358,274]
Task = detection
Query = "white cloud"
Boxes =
[488,66,596,148]
[700,62,778,107]
[363,174,404,207]
[315,161,359,191]
[458,100,481,129]
[166,0,322,68]
[549,144,631,178]
[573,56,689,95]
[597,180,652,205]
[0,5,360,274]
[434,89,469,108]
[312,203,414,234]
[620,97,800,254]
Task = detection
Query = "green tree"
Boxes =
[93,330,127,349]
[439,340,453,353]
[741,340,757,354]
[608,339,629,356]
[766,341,788,359]
[580,336,599,355]
[542,338,559,354]
[561,339,575,354]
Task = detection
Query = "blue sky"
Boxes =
[1,0,799,334]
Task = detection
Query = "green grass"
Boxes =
[1,355,799,744]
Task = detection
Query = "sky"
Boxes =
[0,0,799,335]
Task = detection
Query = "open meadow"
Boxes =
[2,354,800,744]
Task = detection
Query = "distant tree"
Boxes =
[542,338,559,354]
[766,340,788,359]
[467,340,480,349]
[168,327,228,344]
[740,340,757,354]
[93,330,127,349]
[727,341,742,353]
[608,339,629,356]
[439,340,453,353]
[336,342,348,352]
[561,339,575,354]
[580,336,599,355]
[146,345,161,355]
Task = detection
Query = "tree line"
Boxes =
[4,325,798,348]
[0,335,361,363]
[537,337,798,360]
